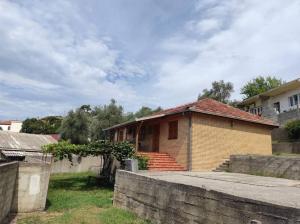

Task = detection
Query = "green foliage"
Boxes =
[90,99,125,141]
[134,155,149,170]
[21,116,62,134]
[112,141,135,168]
[0,126,2,131]
[241,76,284,99]
[18,173,149,224]
[60,107,91,144]
[198,80,234,103]
[285,120,300,140]
[134,106,162,118]
[43,140,135,177]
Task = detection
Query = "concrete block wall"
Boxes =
[273,142,300,154]
[114,170,300,224]
[51,155,102,174]
[11,162,51,213]
[227,155,300,180]
[0,162,18,224]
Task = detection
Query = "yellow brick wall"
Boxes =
[159,115,189,169]
[191,113,273,171]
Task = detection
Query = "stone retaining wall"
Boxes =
[228,155,300,180]
[0,162,18,224]
[273,142,300,154]
[114,170,300,224]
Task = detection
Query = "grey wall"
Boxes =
[278,109,300,126]
[51,156,102,174]
[0,162,18,224]
[0,161,51,223]
[11,162,51,213]
[271,128,289,142]
[114,170,300,224]
[227,155,300,180]
[273,142,300,154]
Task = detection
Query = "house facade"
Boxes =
[239,78,300,126]
[105,98,277,171]
[0,120,23,132]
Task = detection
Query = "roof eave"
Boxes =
[189,108,279,127]
[239,78,300,106]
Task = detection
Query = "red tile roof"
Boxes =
[153,98,277,127]
[0,120,12,125]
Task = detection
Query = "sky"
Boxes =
[1,0,300,119]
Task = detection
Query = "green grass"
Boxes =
[17,172,150,224]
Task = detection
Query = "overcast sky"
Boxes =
[1,0,300,119]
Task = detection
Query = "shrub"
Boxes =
[43,140,135,178]
[285,120,300,140]
[112,141,135,168]
[134,155,149,170]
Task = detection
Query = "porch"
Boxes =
[109,118,186,171]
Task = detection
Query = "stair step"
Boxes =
[138,152,185,171]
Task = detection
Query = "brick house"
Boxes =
[105,98,278,171]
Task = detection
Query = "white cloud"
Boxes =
[0,0,145,119]
[155,0,300,106]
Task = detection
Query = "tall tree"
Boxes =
[60,107,91,144]
[241,76,284,99]
[90,99,125,141]
[134,106,162,118]
[198,80,234,103]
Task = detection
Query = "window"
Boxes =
[273,102,280,113]
[168,121,178,139]
[289,94,300,107]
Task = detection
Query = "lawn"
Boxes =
[17,172,150,224]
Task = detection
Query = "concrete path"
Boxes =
[140,171,300,209]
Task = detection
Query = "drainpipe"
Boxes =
[187,112,192,171]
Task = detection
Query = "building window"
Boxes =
[289,94,300,107]
[168,120,178,140]
[249,106,262,115]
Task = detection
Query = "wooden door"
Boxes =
[152,124,160,152]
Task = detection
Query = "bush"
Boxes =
[43,140,135,178]
[134,155,149,170]
[112,141,135,168]
[285,120,300,140]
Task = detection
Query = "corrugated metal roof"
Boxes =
[1,150,49,157]
[0,132,57,151]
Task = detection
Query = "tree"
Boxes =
[0,126,2,131]
[21,116,62,134]
[21,118,46,134]
[60,107,91,144]
[198,80,234,103]
[241,76,284,99]
[134,106,162,118]
[90,99,125,141]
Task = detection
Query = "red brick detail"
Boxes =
[138,152,186,171]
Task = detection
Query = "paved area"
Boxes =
[139,171,300,209]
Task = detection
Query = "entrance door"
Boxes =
[152,124,160,152]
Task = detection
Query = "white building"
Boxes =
[240,78,300,126]
[0,120,23,132]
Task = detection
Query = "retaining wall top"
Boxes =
[119,170,300,209]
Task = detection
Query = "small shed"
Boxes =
[0,132,56,162]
